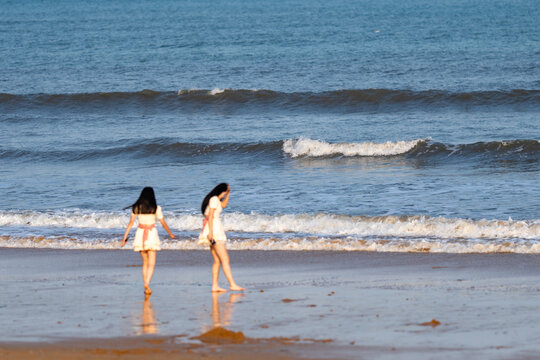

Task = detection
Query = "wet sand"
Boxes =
[1,249,539,359]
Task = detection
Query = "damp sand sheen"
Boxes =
[1,249,540,360]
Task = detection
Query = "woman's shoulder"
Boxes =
[155,205,164,219]
[209,196,221,207]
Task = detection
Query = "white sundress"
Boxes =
[199,196,227,245]
[132,206,163,251]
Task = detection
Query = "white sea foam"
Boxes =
[1,235,539,254]
[209,88,226,95]
[220,213,539,240]
[1,210,539,253]
[1,210,538,240]
[177,88,227,96]
[0,210,130,230]
[221,237,540,253]
[282,137,424,157]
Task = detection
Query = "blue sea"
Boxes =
[1,0,538,252]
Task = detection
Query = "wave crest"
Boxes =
[282,138,425,158]
[1,210,538,240]
[1,138,538,162]
[1,236,539,254]
[1,210,538,253]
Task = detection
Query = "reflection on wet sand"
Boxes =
[135,295,158,335]
[211,292,245,328]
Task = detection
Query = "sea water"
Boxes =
[0,0,538,252]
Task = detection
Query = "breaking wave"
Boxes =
[283,138,540,158]
[0,210,538,253]
[1,235,539,254]
[1,138,537,161]
[282,138,425,157]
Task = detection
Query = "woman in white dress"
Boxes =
[122,187,175,295]
[199,183,244,292]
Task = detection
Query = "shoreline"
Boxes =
[1,248,539,359]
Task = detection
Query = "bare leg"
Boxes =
[140,251,150,294]
[210,245,227,292]
[213,243,244,291]
[144,250,156,295]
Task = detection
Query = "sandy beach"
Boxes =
[0,249,539,359]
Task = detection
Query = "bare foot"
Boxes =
[229,285,245,291]
[211,287,228,293]
[144,286,152,295]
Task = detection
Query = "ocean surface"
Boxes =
[1,0,538,253]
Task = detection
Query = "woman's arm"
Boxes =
[159,218,176,239]
[121,213,136,247]
[207,208,215,241]
[220,188,231,208]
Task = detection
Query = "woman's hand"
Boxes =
[122,214,136,247]
[160,218,175,240]
[221,187,231,208]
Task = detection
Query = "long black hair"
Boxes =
[201,183,228,215]
[125,187,157,214]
